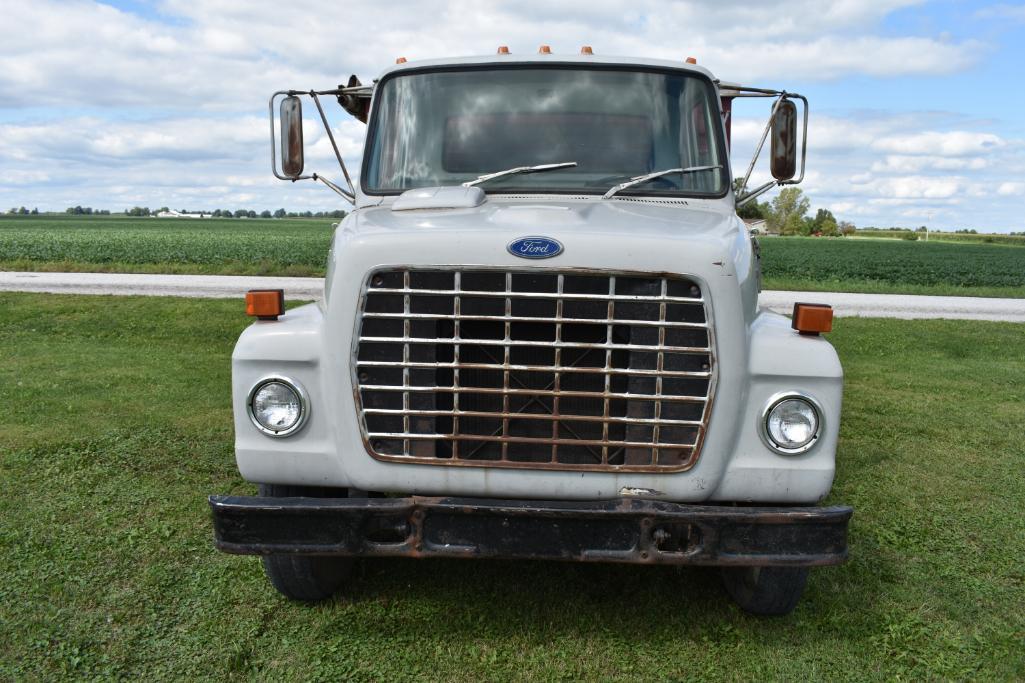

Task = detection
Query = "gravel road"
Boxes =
[2,271,1024,322]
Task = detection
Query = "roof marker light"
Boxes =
[538,45,552,54]
[497,46,510,54]
[395,57,407,64]
[686,56,697,64]
[580,46,593,55]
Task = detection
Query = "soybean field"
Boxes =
[758,237,1025,297]
[2,215,1024,297]
[0,214,334,276]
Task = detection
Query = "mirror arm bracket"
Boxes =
[268,90,356,204]
[308,91,356,198]
[312,173,354,201]
[736,181,776,206]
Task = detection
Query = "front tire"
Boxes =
[720,566,809,616]
[258,484,353,602]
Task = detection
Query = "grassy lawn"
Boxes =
[1,293,1022,680]
[3,215,1025,298]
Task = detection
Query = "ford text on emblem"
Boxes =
[507,236,563,259]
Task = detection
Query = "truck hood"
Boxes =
[348,195,737,249]
[329,196,749,314]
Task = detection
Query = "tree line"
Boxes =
[124,207,348,218]
[4,206,346,219]
[736,185,853,237]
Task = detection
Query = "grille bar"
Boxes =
[354,268,716,472]
[360,432,699,451]
[359,385,708,403]
[357,360,711,379]
[362,311,709,329]
[366,286,703,303]
[363,408,703,426]
[359,336,710,354]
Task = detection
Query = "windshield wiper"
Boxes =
[601,165,722,199]
[462,162,577,188]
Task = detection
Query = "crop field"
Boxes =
[1,293,1023,680]
[853,229,1025,246]
[2,215,1025,297]
[758,236,1025,297]
[0,214,334,276]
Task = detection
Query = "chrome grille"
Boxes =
[353,268,715,472]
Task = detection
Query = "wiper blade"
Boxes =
[601,165,722,199]
[462,162,577,188]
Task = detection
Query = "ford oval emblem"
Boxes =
[507,236,563,259]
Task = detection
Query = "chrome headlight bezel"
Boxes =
[759,391,823,455]
[247,376,310,437]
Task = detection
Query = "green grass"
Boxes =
[760,237,1025,298]
[1,293,1023,680]
[3,215,1025,298]
[0,214,334,276]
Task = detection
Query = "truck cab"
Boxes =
[210,49,850,616]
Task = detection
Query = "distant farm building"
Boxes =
[155,210,211,219]
[743,218,778,235]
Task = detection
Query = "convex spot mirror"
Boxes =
[280,95,304,179]
[770,99,797,181]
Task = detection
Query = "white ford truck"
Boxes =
[210,48,851,615]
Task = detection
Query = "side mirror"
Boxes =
[279,96,304,178]
[770,99,797,181]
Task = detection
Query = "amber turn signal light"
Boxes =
[246,289,285,320]
[792,303,833,336]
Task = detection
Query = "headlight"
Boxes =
[247,377,309,437]
[761,393,821,454]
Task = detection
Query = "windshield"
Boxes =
[364,66,729,197]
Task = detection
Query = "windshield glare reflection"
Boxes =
[365,67,728,197]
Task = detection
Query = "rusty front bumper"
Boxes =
[209,495,851,567]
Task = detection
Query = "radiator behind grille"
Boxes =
[353,268,715,472]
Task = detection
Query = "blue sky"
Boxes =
[2,0,1024,231]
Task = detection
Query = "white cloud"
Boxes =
[872,131,1005,156]
[870,155,989,173]
[998,182,1025,196]
[876,176,965,199]
[0,0,984,110]
[976,4,1025,21]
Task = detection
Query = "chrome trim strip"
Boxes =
[358,385,708,403]
[358,336,709,354]
[361,311,709,329]
[364,432,698,451]
[366,286,703,303]
[362,408,703,427]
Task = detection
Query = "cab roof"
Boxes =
[375,52,717,82]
